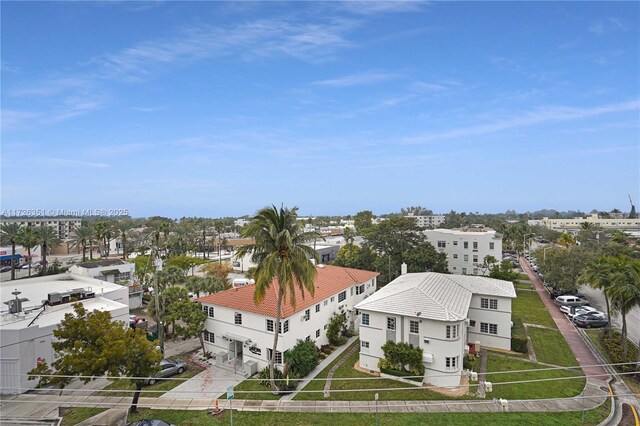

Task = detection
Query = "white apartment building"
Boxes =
[69,259,142,308]
[198,265,378,373]
[405,213,446,229]
[0,274,129,394]
[0,218,81,240]
[538,214,640,233]
[355,271,516,388]
[424,228,503,276]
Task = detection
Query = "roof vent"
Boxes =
[4,289,29,314]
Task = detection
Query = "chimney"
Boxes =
[401,263,408,275]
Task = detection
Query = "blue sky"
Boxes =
[2,1,639,218]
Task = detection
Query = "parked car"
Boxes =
[126,420,175,426]
[568,307,603,319]
[147,359,188,385]
[573,313,608,328]
[0,266,13,272]
[555,295,590,307]
[560,305,599,317]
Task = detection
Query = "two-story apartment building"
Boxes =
[355,270,516,388]
[424,228,503,276]
[198,265,378,372]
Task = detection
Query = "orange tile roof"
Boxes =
[197,265,379,318]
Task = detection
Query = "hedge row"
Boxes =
[511,318,528,354]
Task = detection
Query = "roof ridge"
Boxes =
[342,266,359,284]
[416,274,460,321]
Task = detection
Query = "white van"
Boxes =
[232,278,255,288]
[554,295,589,307]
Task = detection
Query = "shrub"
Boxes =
[381,341,425,376]
[510,318,528,354]
[284,340,320,378]
[257,366,300,392]
[462,354,476,371]
[326,312,348,346]
[599,329,639,375]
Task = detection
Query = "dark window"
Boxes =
[338,291,346,303]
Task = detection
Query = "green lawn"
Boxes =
[486,354,585,400]
[60,407,107,426]
[126,401,611,426]
[97,353,205,397]
[528,327,578,367]
[512,289,557,328]
[293,340,475,401]
[222,376,282,400]
[514,281,534,290]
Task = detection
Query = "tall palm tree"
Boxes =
[1,223,23,280]
[16,226,39,277]
[236,205,319,392]
[115,220,135,260]
[94,221,116,257]
[579,257,615,333]
[196,219,211,259]
[607,256,640,355]
[556,232,576,248]
[36,226,62,275]
[214,220,225,263]
[70,223,94,262]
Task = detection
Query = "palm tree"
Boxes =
[195,219,211,259]
[556,232,576,248]
[115,221,135,259]
[579,257,615,333]
[236,205,319,392]
[607,256,640,355]
[70,223,94,262]
[16,227,39,277]
[94,221,115,257]
[36,226,62,275]
[1,223,22,280]
[214,220,225,263]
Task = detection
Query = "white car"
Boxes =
[567,307,603,319]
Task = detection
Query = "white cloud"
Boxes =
[311,71,398,87]
[588,17,625,35]
[38,157,110,169]
[335,1,427,15]
[402,100,640,144]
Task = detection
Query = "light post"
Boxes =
[522,233,535,254]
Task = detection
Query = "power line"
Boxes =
[16,360,636,382]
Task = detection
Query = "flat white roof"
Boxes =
[1,297,128,329]
[1,273,125,314]
[426,228,498,235]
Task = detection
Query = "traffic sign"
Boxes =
[227,386,234,399]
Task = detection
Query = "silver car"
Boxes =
[147,359,188,385]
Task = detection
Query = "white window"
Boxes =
[437,241,446,248]
[409,320,419,334]
[315,304,320,313]
[446,324,459,339]
[387,317,396,331]
[489,242,495,250]
[464,254,469,262]
[304,309,310,321]
[356,284,365,295]
[464,242,469,249]
[234,312,242,325]
[338,291,346,303]
[331,296,335,302]
[361,341,370,349]
[203,306,215,318]
[473,242,478,250]
[481,298,498,310]
[281,319,289,334]
[324,300,328,306]
[361,313,370,326]
[480,323,498,335]
[445,356,458,370]
[266,319,274,332]
[204,330,215,343]
[267,349,283,364]
[316,329,320,338]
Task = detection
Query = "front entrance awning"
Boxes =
[222,332,251,344]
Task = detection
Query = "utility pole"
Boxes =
[153,246,165,354]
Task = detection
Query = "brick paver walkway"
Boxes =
[518,257,610,380]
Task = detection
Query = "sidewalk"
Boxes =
[519,258,609,380]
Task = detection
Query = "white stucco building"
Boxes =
[537,214,640,233]
[424,228,503,276]
[0,274,130,395]
[68,259,142,308]
[405,213,446,229]
[355,271,516,388]
[198,265,378,373]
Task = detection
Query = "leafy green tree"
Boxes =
[1,223,22,280]
[326,312,348,346]
[579,257,616,333]
[402,242,448,274]
[169,298,208,355]
[537,245,597,293]
[16,226,39,277]
[489,260,520,282]
[606,256,640,354]
[556,232,576,248]
[27,303,162,414]
[235,205,319,392]
[165,255,207,275]
[283,339,320,378]
[93,221,115,257]
[203,262,234,285]
[36,226,62,275]
[354,210,374,231]
[185,276,225,298]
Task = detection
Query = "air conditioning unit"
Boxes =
[464,319,470,326]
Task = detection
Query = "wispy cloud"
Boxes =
[588,17,625,35]
[131,106,165,113]
[1,110,40,130]
[10,77,91,97]
[38,157,110,169]
[2,96,104,129]
[402,100,640,144]
[311,71,398,87]
[335,1,427,15]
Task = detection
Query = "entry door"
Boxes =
[228,340,236,361]
[235,341,243,360]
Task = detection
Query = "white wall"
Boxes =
[202,277,377,371]
[358,312,466,388]
[424,230,503,276]
[467,294,512,350]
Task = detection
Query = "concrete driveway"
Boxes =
[160,364,246,400]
